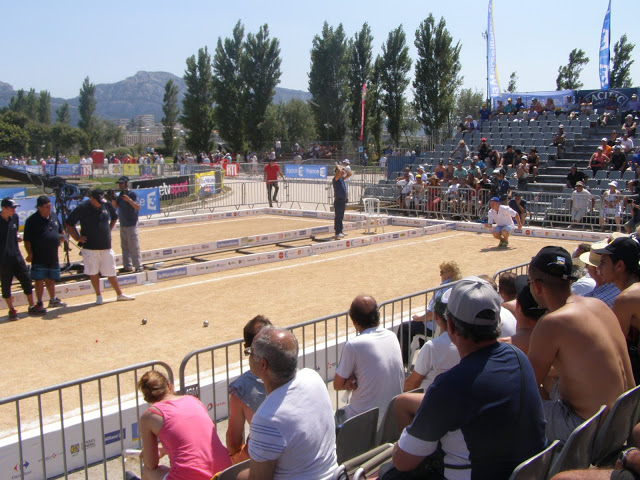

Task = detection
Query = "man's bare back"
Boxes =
[613,283,640,346]
[528,295,634,420]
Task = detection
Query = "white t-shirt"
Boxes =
[249,369,337,480]
[571,189,592,210]
[499,307,517,337]
[335,326,404,426]
[414,332,460,391]
[488,205,518,227]
[572,273,596,296]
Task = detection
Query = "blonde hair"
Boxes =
[439,260,462,281]
[137,370,171,403]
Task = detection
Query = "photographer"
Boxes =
[111,176,142,273]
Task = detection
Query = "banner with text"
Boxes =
[284,164,328,179]
[132,176,190,201]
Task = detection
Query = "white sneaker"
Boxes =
[95,295,104,305]
[117,294,135,301]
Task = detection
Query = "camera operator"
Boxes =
[111,176,142,273]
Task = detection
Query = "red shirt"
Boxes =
[264,163,280,183]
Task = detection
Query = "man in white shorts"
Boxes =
[484,196,522,248]
[600,180,623,232]
[569,181,594,228]
[65,189,134,305]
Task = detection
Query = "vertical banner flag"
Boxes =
[487,0,501,98]
[360,82,367,141]
[599,0,611,90]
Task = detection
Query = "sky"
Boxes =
[2,0,639,100]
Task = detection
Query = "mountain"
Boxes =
[0,71,311,126]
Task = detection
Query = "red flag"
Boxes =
[360,82,367,141]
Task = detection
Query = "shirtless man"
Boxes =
[527,246,634,442]
[593,237,640,384]
[499,275,546,355]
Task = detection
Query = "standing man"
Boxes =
[332,164,348,240]
[23,196,67,309]
[484,197,522,248]
[111,176,142,273]
[264,158,285,207]
[65,189,135,305]
[0,197,44,319]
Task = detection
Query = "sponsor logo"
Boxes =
[393,234,399,239]
[346,241,351,247]
[157,267,187,280]
[299,229,307,235]
[162,248,172,255]
[117,276,138,287]
[302,211,318,218]
[104,428,126,445]
[217,239,239,248]
[278,252,284,259]
[158,218,177,225]
[311,226,330,234]
[525,230,531,235]
[70,438,96,455]
[226,212,233,217]
[132,422,139,441]
[267,254,276,260]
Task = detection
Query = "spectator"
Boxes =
[569,182,594,228]
[452,161,468,180]
[579,242,620,307]
[625,180,640,233]
[433,160,446,181]
[622,114,637,138]
[601,95,619,125]
[226,315,272,463]
[609,130,620,147]
[621,132,635,154]
[514,155,530,188]
[135,370,231,480]
[551,124,566,158]
[527,246,634,442]
[407,174,425,211]
[477,138,490,162]
[486,148,501,170]
[580,97,594,115]
[498,272,517,305]
[513,96,525,114]
[493,170,511,203]
[601,181,623,232]
[508,192,527,226]
[239,328,337,480]
[502,145,515,169]
[527,148,540,183]
[593,237,640,383]
[449,140,469,162]
[334,295,404,428]
[566,164,587,188]
[425,175,442,217]
[570,245,597,296]
[493,100,504,118]
[588,146,610,176]
[395,170,414,212]
[342,159,352,190]
[611,145,629,173]
[503,98,516,116]
[544,97,557,115]
[112,176,142,273]
[467,158,482,179]
[389,277,547,479]
[499,275,546,354]
[624,93,640,119]
[264,158,285,207]
[332,165,348,239]
[484,197,522,248]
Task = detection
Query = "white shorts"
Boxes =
[601,207,621,219]
[82,249,117,277]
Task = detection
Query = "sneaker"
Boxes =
[8,309,18,321]
[338,232,346,238]
[134,267,144,273]
[121,267,134,273]
[28,304,47,316]
[498,241,506,247]
[48,297,67,308]
[117,294,135,302]
[95,295,104,305]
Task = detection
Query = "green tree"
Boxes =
[26,122,49,157]
[367,56,385,159]
[381,25,412,146]
[37,90,51,125]
[347,23,373,143]
[454,88,484,124]
[161,79,180,155]
[49,123,81,151]
[0,121,29,156]
[213,20,247,153]
[556,48,589,90]
[78,76,98,150]
[181,47,216,153]
[25,89,38,121]
[413,15,462,144]
[401,104,421,146]
[610,34,635,88]
[55,102,71,124]
[242,24,282,151]
[507,72,518,93]
[8,89,26,113]
[308,22,349,142]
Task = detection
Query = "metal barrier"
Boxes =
[493,262,530,282]
[0,361,173,480]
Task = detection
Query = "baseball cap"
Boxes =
[575,181,584,187]
[530,246,575,280]
[513,275,546,320]
[592,237,640,271]
[117,176,130,183]
[343,159,350,164]
[417,165,425,171]
[90,188,107,204]
[1,197,20,208]
[490,196,500,202]
[601,137,608,142]
[446,276,501,326]
[481,137,487,142]
[36,195,51,207]
[559,124,564,128]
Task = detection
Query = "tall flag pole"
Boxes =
[360,82,366,141]
[487,0,501,98]
[599,0,612,90]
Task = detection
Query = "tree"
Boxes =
[55,102,71,124]
[242,24,282,151]
[213,20,247,153]
[610,34,635,88]
[161,79,180,155]
[37,90,51,125]
[453,88,484,125]
[413,15,462,144]
[26,122,49,157]
[381,25,412,146]
[507,72,518,93]
[181,47,216,153]
[556,49,589,90]
[0,121,29,156]
[49,123,81,151]
[281,99,316,147]
[347,23,373,142]
[25,89,38,121]
[308,22,349,142]
[367,56,385,159]
[401,104,421,146]
[78,76,98,150]
[8,89,26,113]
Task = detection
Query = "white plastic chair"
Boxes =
[363,197,385,234]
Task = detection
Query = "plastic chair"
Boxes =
[547,405,606,478]
[377,389,424,445]
[592,385,640,466]
[609,171,622,180]
[331,464,348,480]
[217,459,250,480]
[336,407,379,464]
[363,197,385,234]
[351,444,395,480]
[508,440,560,480]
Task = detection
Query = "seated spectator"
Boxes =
[502,145,515,169]
[503,98,516,116]
[601,95,619,125]
[334,295,404,428]
[396,171,414,209]
[514,156,530,187]
[565,95,580,118]
[566,164,587,188]
[477,138,490,162]
[457,178,476,217]
[579,241,621,307]
[509,192,527,226]
[433,160,446,181]
[226,315,272,463]
[514,96,525,114]
[493,170,511,203]
[527,148,540,183]
[425,175,442,217]
[580,97,594,115]
[467,158,482,179]
[493,100,504,118]
[135,370,231,480]
[486,148,501,169]
[498,272,518,306]
[570,245,596,296]
[601,181,623,232]
[621,132,635,154]
[449,139,469,162]
[400,261,462,364]
[499,275,546,354]
[552,124,566,158]
[544,97,556,115]
[609,130,620,147]
[478,103,491,125]
[465,115,479,132]
[631,148,640,178]
[478,273,517,337]
[526,105,538,122]
[452,161,468,180]
[611,145,629,172]
[445,178,461,214]
[622,114,637,138]
[569,181,594,228]
[389,277,547,480]
[588,146,610,176]
[239,327,337,480]
[444,161,454,183]
[407,174,425,210]
[624,180,640,233]
[527,246,634,443]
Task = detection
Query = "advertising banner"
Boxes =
[487,0,501,98]
[284,164,328,179]
[43,164,81,176]
[575,88,639,110]
[133,188,161,216]
[131,176,190,201]
[599,0,611,90]
[0,187,26,199]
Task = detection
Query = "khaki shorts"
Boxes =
[82,249,117,277]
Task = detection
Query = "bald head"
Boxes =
[349,295,380,329]
[252,327,299,382]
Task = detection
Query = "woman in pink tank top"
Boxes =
[136,371,231,480]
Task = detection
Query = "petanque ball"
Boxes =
[203,320,209,327]
[141,318,147,325]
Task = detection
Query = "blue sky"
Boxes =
[3,0,638,99]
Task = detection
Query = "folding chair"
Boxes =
[336,408,379,464]
[217,459,250,480]
[377,389,424,445]
[507,440,560,480]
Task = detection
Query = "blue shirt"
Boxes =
[333,177,347,200]
[115,190,139,227]
[585,282,620,308]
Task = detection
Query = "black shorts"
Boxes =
[0,258,33,298]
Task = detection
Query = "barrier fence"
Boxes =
[0,264,529,480]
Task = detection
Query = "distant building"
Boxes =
[134,114,155,128]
